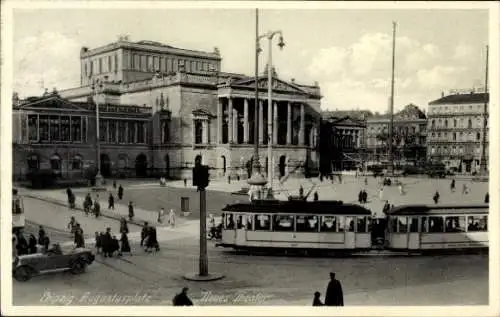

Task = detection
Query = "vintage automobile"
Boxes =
[13,247,95,282]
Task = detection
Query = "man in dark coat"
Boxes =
[324,272,344,306]
[74,223,85,248]
[38,226,46,245]
[118,185,124,200]
[140,222,149,248]
[172,287,193,306]
[102,227,113,257]
[108,193,115,210]
[128,201,134,221]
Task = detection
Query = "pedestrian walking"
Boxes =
[74,223,85,248]
[313,191,319,201]
[102,227,113,257]
[173,287,194,306]
[95,232,102,254]
[38,225,46,245]
[94,197,101,218]
[120,217,129,234]
[362,190,368,204]
[118,185,124,200]
[379,187,384,200]
[364,177,368,186]
[120,231,131,255]
[140,221,149,247]
[84,193,92,216]
[462,184,469,195]
[358,190,363,204]
[158,207,165,224]
[28,234,38,254]
[485,192,489,203]
[450,179,455,192]
[146,227,159,253]
[312,291,324,306]
[299,185,304,198]
[324,272,344,306]
[168,208,176,228]
[433,191,440,204]
[398,183,405,196]
[68,216,77,235]
[128,201,135,221]
[108,193,115,210]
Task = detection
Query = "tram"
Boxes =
[385,204,488,252]
[218,200,489,254]
[219,200,373,253]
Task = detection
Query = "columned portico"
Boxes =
[243,98,249,143]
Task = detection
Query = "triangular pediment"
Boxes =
[19,94,88,111]
[230,77,310,95]
[331,116,364,127]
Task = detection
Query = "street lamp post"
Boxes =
[91,78,106,191]
[258,30,285,199]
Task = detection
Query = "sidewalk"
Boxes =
[24,188,190,228]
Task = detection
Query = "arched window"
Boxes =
[468,119,472,129]
[195,121,203,144]
[453,119,457,128]
[444,120,448,128]
[72,155,83,170]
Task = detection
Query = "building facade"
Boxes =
[320,114,366,171]
[13,39,322,181]
[364,104,427,165]
[426,91,489,173]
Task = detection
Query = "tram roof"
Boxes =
[388,204,489,216]
[222,200,372,215]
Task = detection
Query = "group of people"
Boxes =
[357,189,368,204]
[312,272,344,306]
[13,225,55,257]
[140,222,160,253]
[95,224,131,257]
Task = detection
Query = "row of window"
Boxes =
[27,115,87,143]
[223,214,371,233]
[429,145,482,156]
[98,119,148,144]
[390,215,488,233]
[430,117,488,129]
[369,126,423,134]
[428,104,486,114]
[130,54,216,74]
[27,154,83,171]
[84,54,119,77]
[430,131,485,142]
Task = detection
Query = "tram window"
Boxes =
[235,214,244,229]
[398,217,408,233]
[320,216,337,232]
[226,213,235,229]
[421,217,428,233]
[337,216,345,232]
[345,217,355,232]
[468,215,488,232]
[246,214,253,230]
[367,218,372,232]
[357,217,367,233]
[409,217,419,233]
[428,216,444,233]
[390,217,398,233]
[273,215,295,232]
[296,215,319,232]
[255,214,270,231]
[445,216,466,233]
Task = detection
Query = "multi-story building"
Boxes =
[12,38,322,181]
[364,104,427,165]
[321,112,367,170]
[426,90,489,173]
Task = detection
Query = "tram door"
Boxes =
[235,214,246,245]
[407,217,420,250]
[344,216,356,249]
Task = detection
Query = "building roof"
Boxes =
[324,116,366,128]
[321,110,373,120]
[428,92,489,105]
[395,103,426,119]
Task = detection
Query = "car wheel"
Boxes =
[13,266,33,282]
[70,260,87,274]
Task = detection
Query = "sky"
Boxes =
[12,6,489,113]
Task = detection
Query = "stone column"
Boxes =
[217,98,222,144]
[228,97,233,143]
[233,108,238,143]
[299,103,305,145]
[134,122,138,143]
[243,98,249,143]
[287,102,292,145]
[273,102,278,144]
[192,118,196,144]
[259,100,264,144]
[202,120,208,144]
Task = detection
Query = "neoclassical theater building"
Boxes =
[12,38,322,180]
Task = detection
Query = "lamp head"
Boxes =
[277,35,285,50]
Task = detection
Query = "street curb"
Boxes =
[24,194,145,227]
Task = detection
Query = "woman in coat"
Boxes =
[128,202,135,221]
[120,231,131,255]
